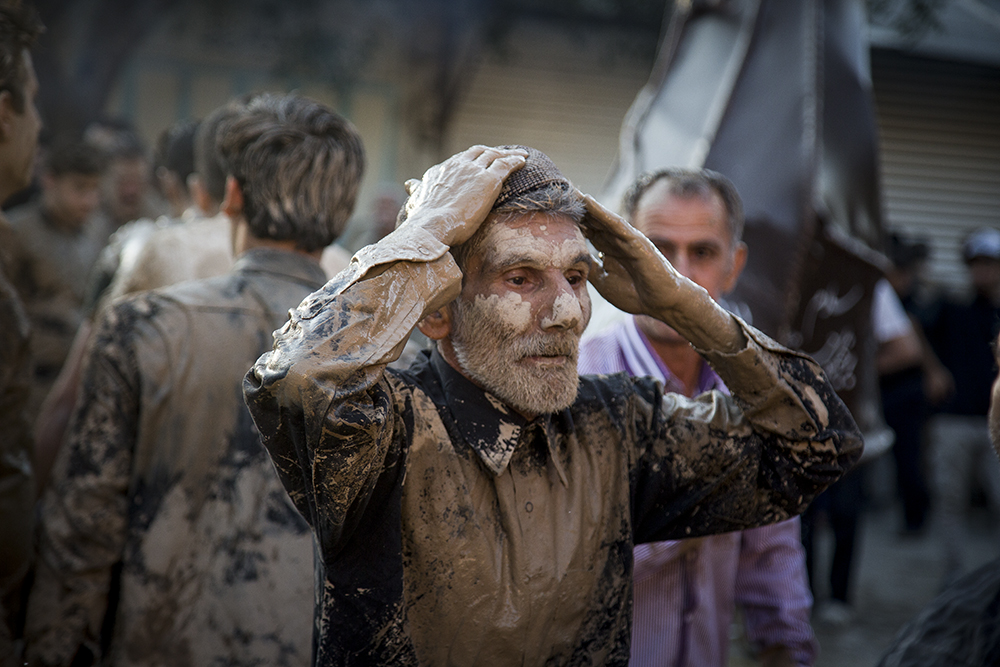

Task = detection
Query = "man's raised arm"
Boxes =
[581,191,863,534]
[581,191,746,355]
[242,146,525,535]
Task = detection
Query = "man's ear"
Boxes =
[221,175,244,221]
[417,307,452,340]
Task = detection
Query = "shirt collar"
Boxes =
[429,348,570,483]
[232,246,328,289]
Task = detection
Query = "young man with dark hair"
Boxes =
[25,92,365,667]
[0,1,42,663]
[244,145,861,664]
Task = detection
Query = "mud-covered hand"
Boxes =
[399,145,527,247]
[580,190,746,354]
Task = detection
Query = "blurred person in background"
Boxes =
[32,111,234,493]
[580,168,817,667]
[152,118,197,220]
[0,1,43,664]
[876,327,1000,667]
[33,99,372,494]
[337,181,407,254]
[25,92,365,667]
[87,117,213,310]
[85,119,163,230]
[103,101,354,303]
[881,234,954,535]
[802,273,924,627]
[4,139,106,420]
[925,227,1000,585]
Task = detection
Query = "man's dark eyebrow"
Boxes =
[488,253,539,271]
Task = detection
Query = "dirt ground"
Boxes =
[731,455,1000,667]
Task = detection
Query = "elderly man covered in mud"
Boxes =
[245,145,862,665]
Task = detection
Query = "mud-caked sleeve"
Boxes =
[24,302,142,667]
[243,225,463,558]
[629,316,862,543]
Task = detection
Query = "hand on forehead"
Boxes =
[395,145,528,248]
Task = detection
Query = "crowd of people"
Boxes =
[1,1,998,666]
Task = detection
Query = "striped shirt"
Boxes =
[579,317,818,667]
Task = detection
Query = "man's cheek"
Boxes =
[579,293,592,331]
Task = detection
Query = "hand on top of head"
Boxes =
[577,189,687,316]
[399,145,528,247]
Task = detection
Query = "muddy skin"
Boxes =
[448,215,590,419]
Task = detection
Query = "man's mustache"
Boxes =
[513,333,579,359]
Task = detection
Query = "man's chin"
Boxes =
[636,314,686,346]
[516,370,579,415]
[519,354,573,370]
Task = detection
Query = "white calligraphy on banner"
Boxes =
[786,283,865,392]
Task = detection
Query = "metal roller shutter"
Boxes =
[444,23,650,197]
[872,49,1000,295]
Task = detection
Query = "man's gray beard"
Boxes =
[450,297,581,416]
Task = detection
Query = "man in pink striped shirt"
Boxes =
[579,168,816,667]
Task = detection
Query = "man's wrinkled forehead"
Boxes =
[478,214,590,271]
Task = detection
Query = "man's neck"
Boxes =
[646,336,704,398]
[236,235,323,261]
[231,218,323,261]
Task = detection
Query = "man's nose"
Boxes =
[670,251,692,279]
[540,280,582,331]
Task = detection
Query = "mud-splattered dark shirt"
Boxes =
[244,226,862,666]
[26,248,323,667]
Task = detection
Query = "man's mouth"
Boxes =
[514,333,579,367]
[522,354,570,366]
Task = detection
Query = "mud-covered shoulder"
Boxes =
[575,371,663,415]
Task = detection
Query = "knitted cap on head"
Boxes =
[492,145,571,210]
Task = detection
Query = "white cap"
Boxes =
[963,228,1000,262]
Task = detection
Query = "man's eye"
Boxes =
[567,274,584,286]
[508,276,526,286]
[655,246,677,262]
